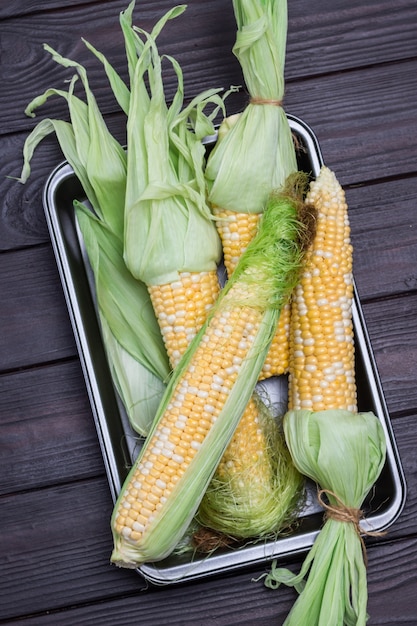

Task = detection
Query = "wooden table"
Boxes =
[1,1,417,623]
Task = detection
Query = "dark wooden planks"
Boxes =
[0,245,76,371]
[361,294,417,417]
[0,0,94,20]
[284,58,417,186]
[347,176,417,301]
[0,427,415,625]
[0,360,104,496]
[2,0,417,136]
[383,413,417,541]
[1,132,67,249]
[286,0,417,77]
[0,478,141,622]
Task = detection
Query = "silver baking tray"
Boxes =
[43,114,406,584]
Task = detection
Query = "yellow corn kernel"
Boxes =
[288,166,357,413]
[213,207,290,379]
[148,265,277,522]
[148,270,220,368]
[212,208,260,276]
[212,397,267,481]
[260,302,290,378]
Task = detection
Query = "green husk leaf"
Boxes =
[21,45,127,238]
[43,44,127,238]
[18,82,100,212]
[17,28,171,435]
[74,202,170,381]
[263,409,387,626]
[99,316,166,436]
[205,0,297,214]
[232,0,287,97]
[123,28,225,286]
[82,36,131,116]
[82,2,187,114]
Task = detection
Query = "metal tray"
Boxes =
[43,114,406,584]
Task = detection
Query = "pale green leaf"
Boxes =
[100,317,166,436]
[123,29,223,286]
[205,0,297,214]
[263,409,387,625]
[75,201,170,381]
[82,37,131,115]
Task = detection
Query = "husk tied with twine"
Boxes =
[263,409,387,626]
[205,0,297,215]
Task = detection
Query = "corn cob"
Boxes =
[196,391,303,540]
[288,165,357,412]
[264,168,386,626]
[147,270,220,369]
[196,177,314,540]
[111,181,309,567]
[147,222,301,542]
[114,4,301,546]
[213,205,291,379]
[205,0,298,379]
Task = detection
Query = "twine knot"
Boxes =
[250,97,283,106]
[317,489,386,567]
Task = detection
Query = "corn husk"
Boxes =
[205,0,297,214]
[17,43,170,435]
[82,2,187,115]
[121,15,226,286]
[75,204,169,434]
[264,409,387,626]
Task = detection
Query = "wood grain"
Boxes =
[348,177,417,300]
[362,295,417,416]
[0,245,76,371]
[0,360,104,496]
[283,59,417,186]
[2,0,417,136]
[1,1,417,624]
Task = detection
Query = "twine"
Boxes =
[317,489,386,567]
[250,97,283,106]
